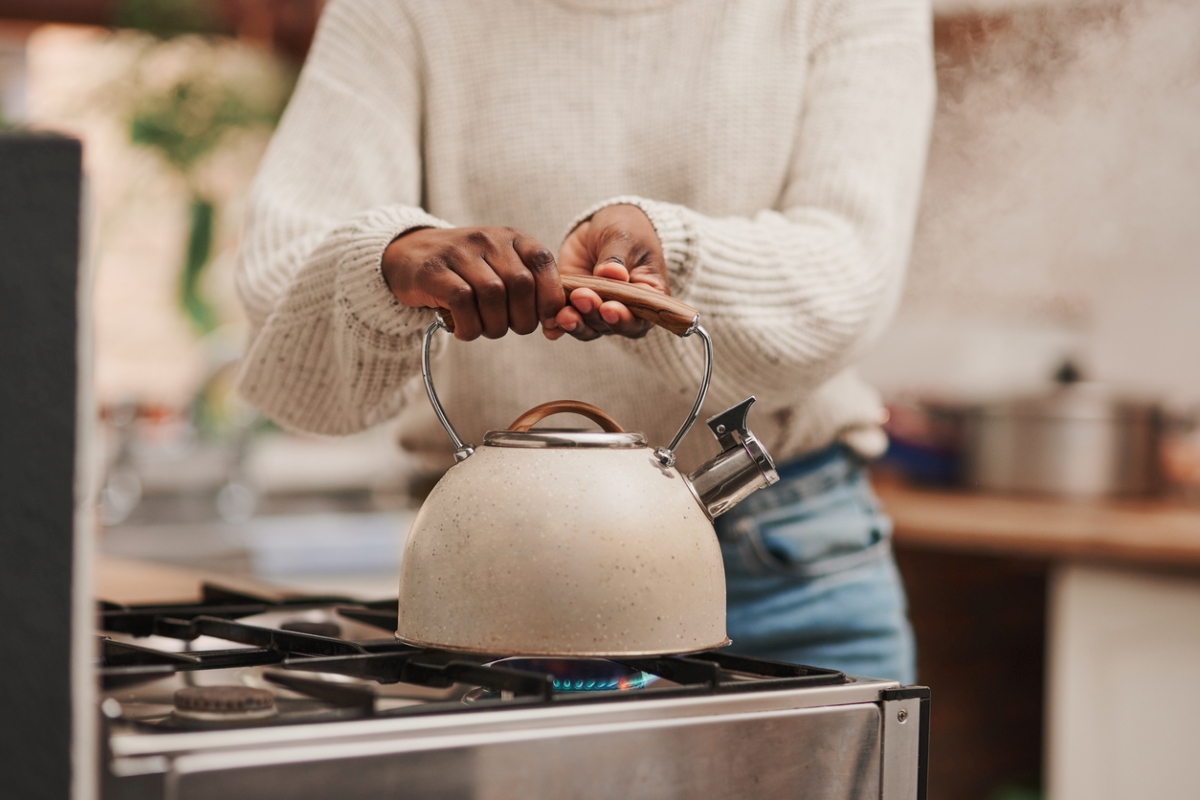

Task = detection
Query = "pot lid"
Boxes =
[972,382,1161,422]
[483,428,648,449]
[967,359,1162,422]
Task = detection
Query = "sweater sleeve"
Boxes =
[579,0,936,414]
[235,0,450,435]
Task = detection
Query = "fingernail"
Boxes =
[543,318,558,330]
[594,261,631,282]
[600,307,619,324]
[561,319,576,332]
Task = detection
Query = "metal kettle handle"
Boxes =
[422,276,713,466]
[508,400,626,433]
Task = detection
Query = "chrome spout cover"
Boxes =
[685,397,780,519]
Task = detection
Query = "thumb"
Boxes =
[557,221,592,274]
[590,229,632,282]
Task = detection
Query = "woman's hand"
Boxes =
[382,227,565,341]
[547,204,669,341]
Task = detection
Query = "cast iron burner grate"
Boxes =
[99,583,847,724]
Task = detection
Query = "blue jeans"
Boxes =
[717,446,916,684]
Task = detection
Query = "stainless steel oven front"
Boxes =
[107,679,928,800]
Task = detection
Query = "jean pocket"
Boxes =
[732,483,892,579]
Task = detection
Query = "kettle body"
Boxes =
[396,433,727,655]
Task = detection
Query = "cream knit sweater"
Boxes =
[236,0,935,472]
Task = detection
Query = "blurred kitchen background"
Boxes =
[2,0,1198,798]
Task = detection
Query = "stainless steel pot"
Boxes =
[395,276,779,656]
[961,380,1164,498]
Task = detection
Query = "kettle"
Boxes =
[396,276,779,656]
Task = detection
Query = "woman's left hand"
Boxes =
[546,204,670,341]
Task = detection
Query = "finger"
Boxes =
[569,287,650,340]
[426,260,484,341]
[555,305,584,334]
[598,300,634,328]
[487,245,538,336]
[557,221,593,275]
[542,313,570,341]
[566,318,604,341]
[555,305,605,340]
[451,247,509,339]
[572,287,639,337]
[629,269,670,295]
[599,300,652,339]
[512,234,565,327]
[576,305,614,337]
[568,287,603,316]
[593,259,630,282]
[591,232,634,282]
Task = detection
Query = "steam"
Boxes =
[864,0,1200,398]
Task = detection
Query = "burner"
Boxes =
[173,686,277,723]
[499,658,657,692]
[280,619,342,638]
[462,658,658,703]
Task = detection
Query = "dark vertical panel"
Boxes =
[895,545,1048,800]
[0,132,82,800]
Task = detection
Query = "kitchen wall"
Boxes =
[0,22,28,122]
[24,25,291,408]
[22,1,1197,410]
[861,0,1200,405]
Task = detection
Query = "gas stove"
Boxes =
[99,584,928,800]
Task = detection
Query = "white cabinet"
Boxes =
[1047,564,1200,800]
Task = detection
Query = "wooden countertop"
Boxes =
[877,478,1200,569]
[96,556,297,606]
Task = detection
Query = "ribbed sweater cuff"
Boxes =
[336,205,454,339]
[565,196,698,296]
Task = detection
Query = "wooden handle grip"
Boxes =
[435,275,698,337]
[559,275,698,337]
[508,400,625,433]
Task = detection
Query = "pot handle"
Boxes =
[508,400,626,433]
[422,276,713,466]
[436,274,700,338]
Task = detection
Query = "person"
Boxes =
[237,0,935,683]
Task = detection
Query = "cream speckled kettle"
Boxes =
[396,276,779,656]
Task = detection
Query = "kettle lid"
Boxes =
[483,429,648,449]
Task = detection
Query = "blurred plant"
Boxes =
[128,71,285,331]
[118,30,293,334]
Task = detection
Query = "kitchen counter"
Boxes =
[880,479,1200,800]
[96,555,303,605]
[876,478,1200,570]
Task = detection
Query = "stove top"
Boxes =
[98,584,928,800]
[99,583,849,729]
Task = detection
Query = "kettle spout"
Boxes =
[684,397,780,519]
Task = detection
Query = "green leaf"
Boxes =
[180,196,217,334]
[129,78,280,172]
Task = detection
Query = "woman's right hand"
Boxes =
[382,227,566,341]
